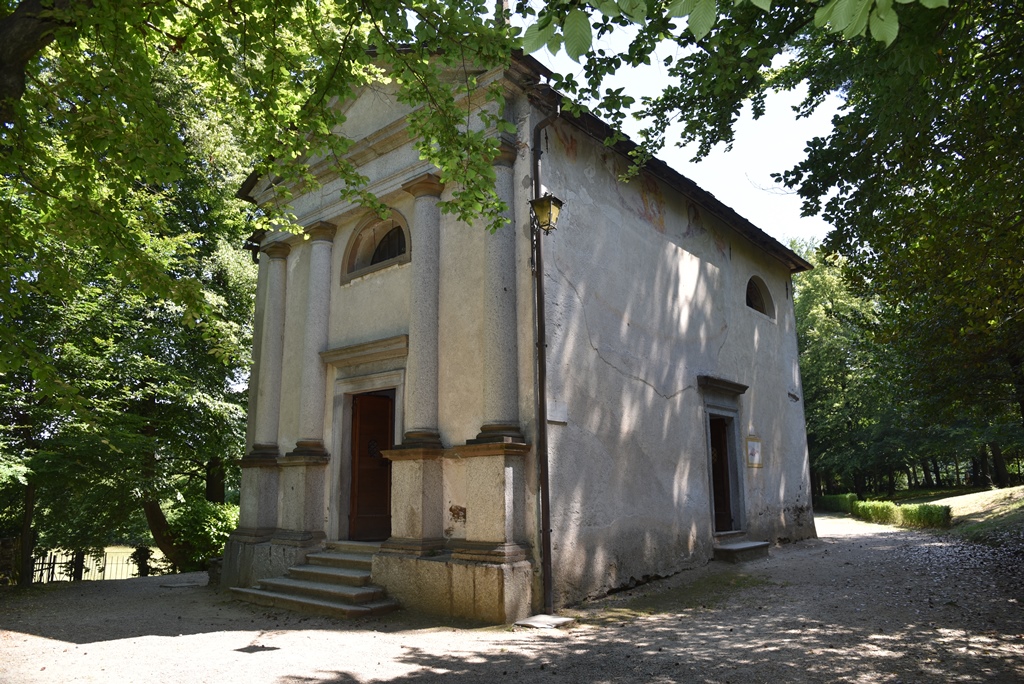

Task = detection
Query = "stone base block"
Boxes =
[221,537,323,588]
[713,541,770,563]
[371,553,532,624]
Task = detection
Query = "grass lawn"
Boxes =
[927,485,1024,545]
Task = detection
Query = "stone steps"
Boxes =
[713,540,770,563]
[231,540,399,618]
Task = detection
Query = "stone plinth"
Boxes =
[371,553,533,624]
[380,447,445,555]
[273,447,329,547]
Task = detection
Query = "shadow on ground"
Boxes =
[2,515,1022,683]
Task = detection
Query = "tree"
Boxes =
[524,1,1023,484]
[2,0,517,395]
[0,221,254,575]
[794,240,1024,497]
[792,242,886,496]
[0,59,257,577]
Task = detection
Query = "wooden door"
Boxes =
[349,393,393,541]
[710,416,735,532]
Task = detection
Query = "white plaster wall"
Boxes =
[536,118,814,605]
[328,195,415,352]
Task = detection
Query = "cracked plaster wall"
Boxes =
[537,119,815,606]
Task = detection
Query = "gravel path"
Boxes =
[2,514,1022,683]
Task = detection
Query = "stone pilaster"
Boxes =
[234,241,290,542]
[472,145,524,444]
[276,222,335,546]
[250,242,290,459]
[400,174,444,448]
[224,240,290,585]
[285,221,337,460]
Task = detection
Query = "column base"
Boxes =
[244,444,281,467]
[467,423,526,445]
[399,430,443,449]
[379,537,447,557]
[228,526,276,544]
[269,528,327,547]
[282,439,330,462]
[450,540,531,563]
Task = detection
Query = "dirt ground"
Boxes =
[1,514,1022,683]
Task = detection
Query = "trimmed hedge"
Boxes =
[818,493,858,513]
[817,494,952,529]
[890,502,952,529]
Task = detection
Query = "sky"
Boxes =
[530,39,843,248]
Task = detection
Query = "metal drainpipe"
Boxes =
[532,105,559,615]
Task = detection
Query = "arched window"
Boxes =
[745,276,775,319]
[371,226,406,265]
[342,213,411,283]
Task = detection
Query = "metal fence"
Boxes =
[31,548,146,584]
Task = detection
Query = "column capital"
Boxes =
[262,241,291,259]
[304,221,337,242]
[402,173,444,198]
[493,142,517,168]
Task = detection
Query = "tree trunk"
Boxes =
[139,437,195,571]
[930,456,943,488]
[854,472,867,500]
[977,445,992,488]
[989,442,1010,489]
[70,550,85,581]
[1007,350,1024,430]
[921,459,934,488]
[886,468,896,497]
[18,481,35,587]
[142,499,194,572]
[205,456,225,503]
[0,0,76,124]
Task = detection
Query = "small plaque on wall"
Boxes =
[547,400,569,425]
[746,436,763,468]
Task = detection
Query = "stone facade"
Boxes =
[222,57,816,622]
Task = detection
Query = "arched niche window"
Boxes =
[745,276,775,319]
[341,212,411,284]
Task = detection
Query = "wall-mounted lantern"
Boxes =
[529,193,564,234]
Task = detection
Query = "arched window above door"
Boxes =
[745,276,775,319]
[342,212,411,284]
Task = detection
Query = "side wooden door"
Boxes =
[349,393,393,541]
[710,416,735,532]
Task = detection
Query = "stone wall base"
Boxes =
[221,536,320,588]
[372,553,532,624]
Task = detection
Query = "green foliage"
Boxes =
[167,500,239,570]
[518,0,944,51]
[2,0,517,394]
[818,493,858,513]
[855,500,951,528]
[519,3,1024,455]
[841,498,952,528]
[850,500,899,525]
[0,60,255,569]
[792,238,1024,499]
[897,503,953,529]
